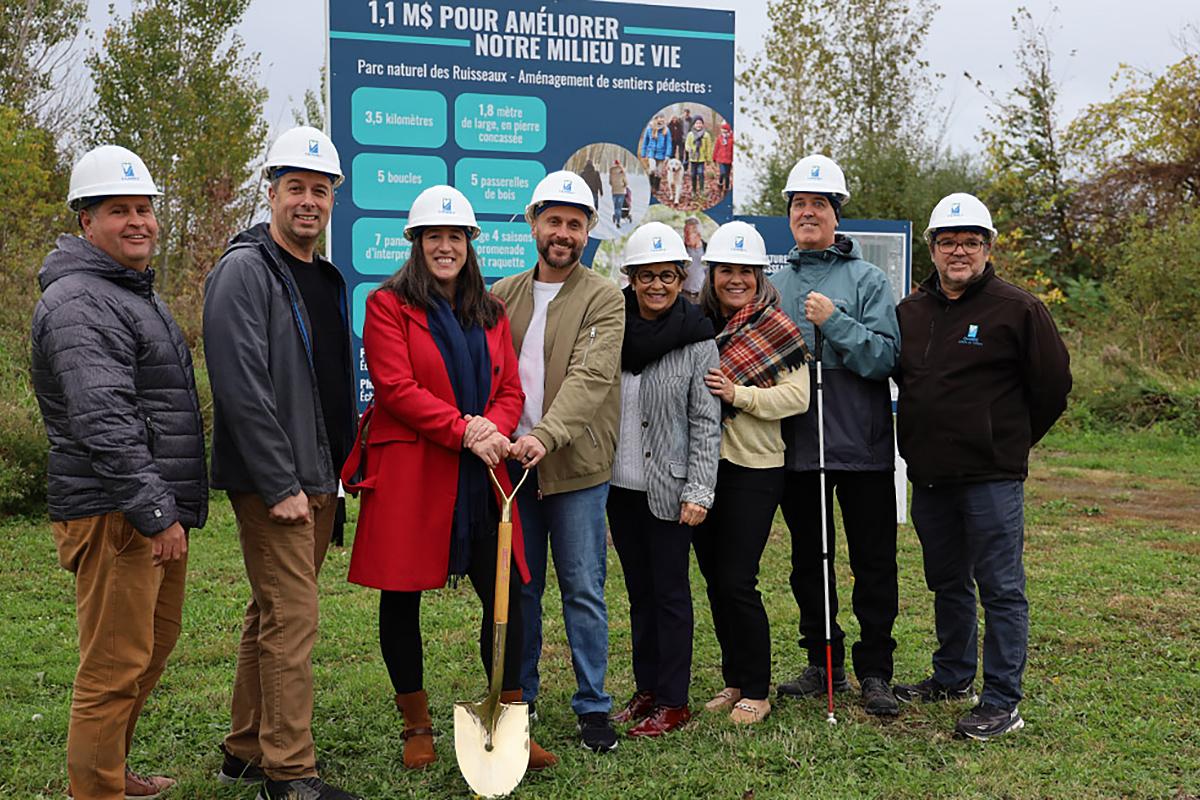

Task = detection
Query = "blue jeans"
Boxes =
[612,192,626,225]
[911,480,1027,710]
[509,464,612,715]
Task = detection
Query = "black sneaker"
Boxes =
[577,712,618,753]
[217,743,266,785]
[257,776,362,800]
[894,676,978,705]
[860,676,899,717]
[954,703,1024,740]
[777,665,851,698]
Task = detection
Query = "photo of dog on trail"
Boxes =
[638,102,732,212]
[564,143,649,241]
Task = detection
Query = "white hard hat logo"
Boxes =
[809,166,821,179]
[562,179,573,192]
[308,139,320,155]
[734,236,745,250]
[652,236,663,250]
[122,163,135,179]
[442,196,453,212]
[950,202,962,216]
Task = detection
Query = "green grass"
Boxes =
[2,429,1198,799]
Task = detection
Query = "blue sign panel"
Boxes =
[330,0,735,406]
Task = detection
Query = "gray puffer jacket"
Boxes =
[31,235,208,534]
[203,223,355,506]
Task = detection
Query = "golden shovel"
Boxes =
[454,466,531,798]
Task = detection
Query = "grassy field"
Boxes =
[1,428,1197,799]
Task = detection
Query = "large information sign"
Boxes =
[329,0,735,407]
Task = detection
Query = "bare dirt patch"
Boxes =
[1029,463,1200,531]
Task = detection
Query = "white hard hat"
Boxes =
[781,153,850,203]
[404,185,480,241]
[67,145,162,211]
[524,170,598,230]
[924,192,997,242]
[622,221,689,271]
[703,220,769,267]
[263,125,344,187]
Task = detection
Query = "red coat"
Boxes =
[713,127,734,165]
[342,289,530,591]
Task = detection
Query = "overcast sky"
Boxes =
[85,0,1197,208]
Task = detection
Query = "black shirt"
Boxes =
[279,245,353,471]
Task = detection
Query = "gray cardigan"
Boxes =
[615,339,721,521]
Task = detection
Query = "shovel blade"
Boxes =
[454,701,529,798]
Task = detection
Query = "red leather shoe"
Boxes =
[611,690,655,724]
[627,705,691,737]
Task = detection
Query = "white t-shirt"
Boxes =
[515,280,564,437]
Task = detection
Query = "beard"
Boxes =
[536,232,582,270]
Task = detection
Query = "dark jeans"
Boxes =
[780,469,898,680]
[379,531,523,695]
[607,486,694,708]
[690,161,706,195]
[718,162,731,194]
[693,461,783,700]
[911,480,1027,710]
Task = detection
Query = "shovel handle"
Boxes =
[494,520,512,625]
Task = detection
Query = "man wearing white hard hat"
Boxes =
[203,126,360,799]
[770,153,903,717]
[893,193,1070,740]
[32,145,207,798]
[491,170,624,753]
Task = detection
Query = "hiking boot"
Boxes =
[776,665,851,698]
[894,676,978,705]
[577,711,618,752]
[217,743,266,785]
[256,776,362,800]
[860,677,899,717]
[954,703,1024,741]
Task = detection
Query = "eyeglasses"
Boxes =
[633,270,680,285]
[934,238,987,254]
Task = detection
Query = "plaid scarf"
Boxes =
[715,302,811,420]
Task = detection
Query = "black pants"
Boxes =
[780,469,898,680]
[379,531,523,695]
[607,486,694,708]
[693,461,783,700]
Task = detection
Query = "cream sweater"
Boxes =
[722,366,811,468]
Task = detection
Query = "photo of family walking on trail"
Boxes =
[637,102,733,213]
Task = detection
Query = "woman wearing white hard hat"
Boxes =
[341,185,556,771]
[606,221,720,736]
[692,221,812,724]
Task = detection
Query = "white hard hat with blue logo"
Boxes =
[703,220,769,267]
[924,192,997,242]
[263,125,344,187]
[781,153,850,203]
[524,169,598,230]
[67,145,162,211]
[404,185,480,241]
[622,221,688,271]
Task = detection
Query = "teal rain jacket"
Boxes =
[769,234,899,471]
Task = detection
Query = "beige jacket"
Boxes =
[492,263,624,495]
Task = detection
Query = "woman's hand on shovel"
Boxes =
[463,414,498,448]
[470,431,511,467]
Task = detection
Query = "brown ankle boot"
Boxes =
[395,690,436,769]
[500,690,557,769]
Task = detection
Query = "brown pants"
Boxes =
[223,492,335,781]
[53,512,187,800]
